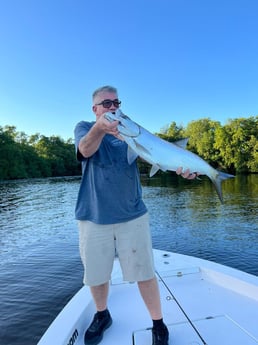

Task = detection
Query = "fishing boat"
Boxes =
[38,249,258,345]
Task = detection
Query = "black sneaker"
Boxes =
[84,310,112,345]
[152,325,169,345]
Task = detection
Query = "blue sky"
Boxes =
[1,0,258,140]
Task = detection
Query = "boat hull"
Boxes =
[38,249,258,345]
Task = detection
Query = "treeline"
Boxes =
[0,126,81,180]
[0,116,257,180]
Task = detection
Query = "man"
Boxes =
[74,85,197,345]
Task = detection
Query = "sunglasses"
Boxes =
[95,99,121,109]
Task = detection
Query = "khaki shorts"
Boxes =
[78,213,155,286]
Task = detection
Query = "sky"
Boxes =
[1,0,258,140]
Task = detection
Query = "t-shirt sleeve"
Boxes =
[74,121,93,161]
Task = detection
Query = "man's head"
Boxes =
[92,86,121,118]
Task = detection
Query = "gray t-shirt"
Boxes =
[74,121,147,224]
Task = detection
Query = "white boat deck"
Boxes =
[38,249,258,345]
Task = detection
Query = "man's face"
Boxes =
[92,91,120,118]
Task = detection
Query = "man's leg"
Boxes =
[85,282,112,345]
[115,214,168,344]
[137,276,162,320]
[78,220,115,345]
[138,277,169,345]
[90,282,109,311]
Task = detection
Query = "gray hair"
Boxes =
[92,85,118,102]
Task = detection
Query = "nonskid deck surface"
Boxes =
[38,250,258,345]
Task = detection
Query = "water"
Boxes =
[0,175,257,345]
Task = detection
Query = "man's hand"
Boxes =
[78,115,120,158]
[95,113,120,137]
[176,167,200,180]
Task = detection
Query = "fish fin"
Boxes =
[173,138,189,149]
[127,146,138,165]
[125,137,137,150]
[150,165,160,177]
[134,141,152,156]
[211,171,234,203]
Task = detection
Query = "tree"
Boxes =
[0,127,80,180]
[0,126,28,179]
[157,121,184,142]
[183,118,222,165]
[214,116,258,173]
[33,135,79,177]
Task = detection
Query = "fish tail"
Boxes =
[211,171,235,203]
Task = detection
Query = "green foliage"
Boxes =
[158,122,184,142]
[213,117,258,173]
[0,126,80,180]
[183,118,222,164]
[0,126,27,179]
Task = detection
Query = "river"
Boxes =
[0,174,257,345]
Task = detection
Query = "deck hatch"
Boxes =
[133,315,257,345]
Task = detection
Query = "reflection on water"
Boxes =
[0,178,79,264]
[141,174,258,275]
[0,174,257,345]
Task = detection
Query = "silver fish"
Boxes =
[105,109,234,203]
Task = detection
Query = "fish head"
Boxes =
[105,109,140,137]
